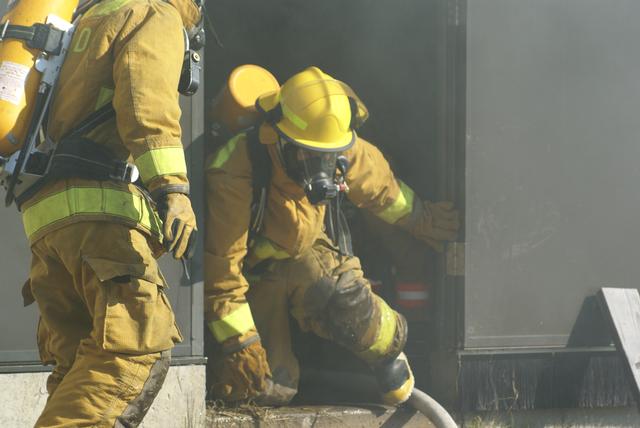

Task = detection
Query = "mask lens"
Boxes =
[282,144,337,186]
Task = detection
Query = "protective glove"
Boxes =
[401,200,460,252]
[210,339,272,402]
[156,193,198,259]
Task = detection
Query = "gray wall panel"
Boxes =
[465,0,640,348]
[0,208,37,363]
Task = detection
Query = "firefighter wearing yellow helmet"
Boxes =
[205,66,459,405]
[15,0,202,426]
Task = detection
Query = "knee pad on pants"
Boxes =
[329,270,409,365]
[326,271,375,348]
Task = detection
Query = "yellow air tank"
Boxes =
[210,64,280,135]
[0,0,78,157]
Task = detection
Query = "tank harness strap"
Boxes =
[47,137,137,183]
[15,104,120,209]
[325,193,354,257]
[246,126,271,240]
[241,127,274,276]
[63,103,116,141]
[0,22,65,55]
[74,0,104,20]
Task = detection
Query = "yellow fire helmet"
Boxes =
[256,66,369,152]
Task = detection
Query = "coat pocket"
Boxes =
[84,256,183,354]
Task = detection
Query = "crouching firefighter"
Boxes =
[205,66,460,405]
[0,0,203,426]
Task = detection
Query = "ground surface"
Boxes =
[206,405,640,428]
[205,404,435,428]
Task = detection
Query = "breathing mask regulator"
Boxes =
[256,74,369,205]
[277,140,350,205]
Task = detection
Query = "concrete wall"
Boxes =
[0,365,206,428]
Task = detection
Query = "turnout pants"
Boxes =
[26,223,182,428]
[246,235,407,403]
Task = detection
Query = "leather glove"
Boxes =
[210,339,272,402]
[156,193,198,259]
[401,200,460,252]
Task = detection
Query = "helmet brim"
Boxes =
[277,121,356,152]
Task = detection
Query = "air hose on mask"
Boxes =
[300,369,458,428]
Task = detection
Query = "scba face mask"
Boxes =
[279,140,350,205]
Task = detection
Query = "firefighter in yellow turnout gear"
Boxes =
[205,67,460,405]
[20,0,201,426]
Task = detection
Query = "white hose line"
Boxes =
[408,387,458,428]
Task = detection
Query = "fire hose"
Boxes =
[408,387,458,428]
[301,369,458,428]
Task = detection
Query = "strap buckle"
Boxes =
[0,22,65,55]
[29,23,65,55]
[110,162,139,183]
[0,21,10,41]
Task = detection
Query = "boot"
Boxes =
[374,352,415,405]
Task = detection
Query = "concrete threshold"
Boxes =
[206,404,435,428]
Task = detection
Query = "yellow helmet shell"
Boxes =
[257,67,368,152]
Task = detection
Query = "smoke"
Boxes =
[204,0,441,197]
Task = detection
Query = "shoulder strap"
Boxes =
[74,0,103,19]
[325,194,353,257]
[13,103,117,209]
[246,126,271,239]
[62,103,115,140]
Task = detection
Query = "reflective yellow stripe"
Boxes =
[95,87,114,110]
[251,236,290,261]
[208,134,242,170]
[358,299,397,361]
[281,103,308,130]
[84,0,131,18]
[208,304,255,342]
[376,180,415,224]
[135,147,187,183]
[22,187,162,239]
[382,376,414,405]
